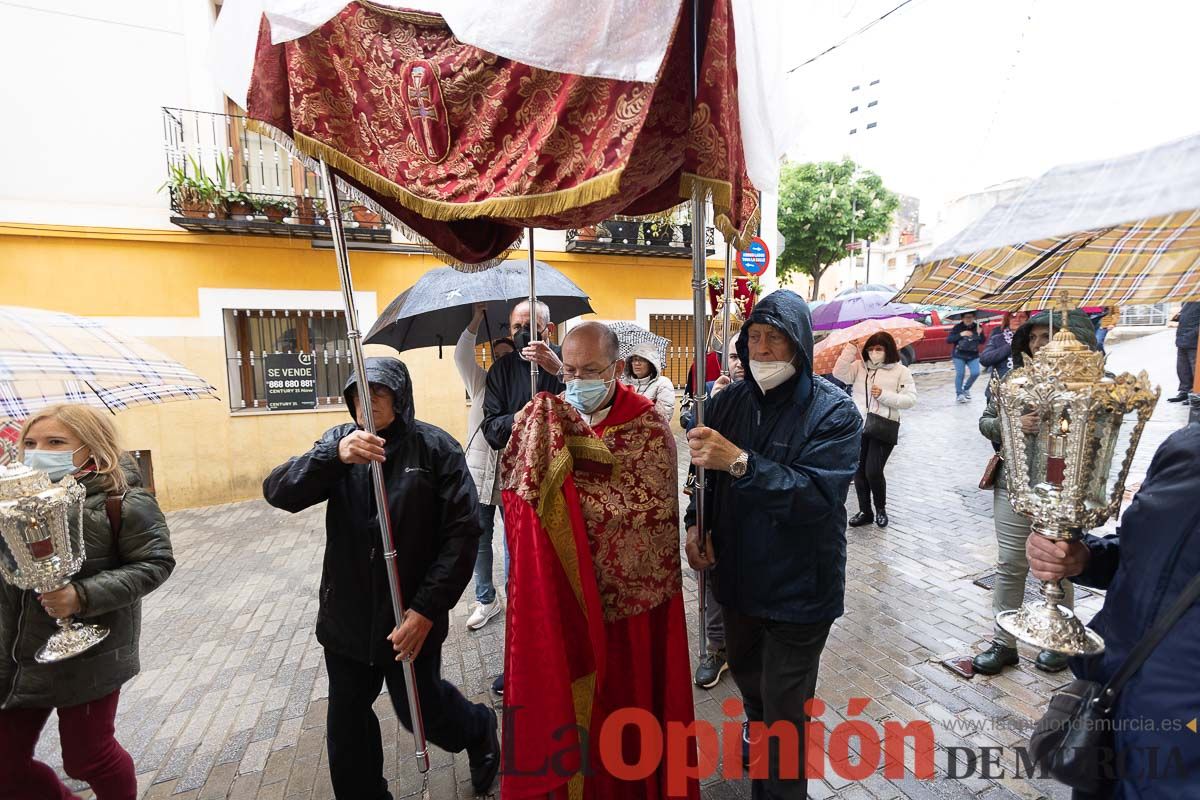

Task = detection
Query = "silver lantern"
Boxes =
[996,329,1159,655]
[0,463,109,663]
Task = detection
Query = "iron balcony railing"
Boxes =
[565,214,714,258]
[161,107,390,241]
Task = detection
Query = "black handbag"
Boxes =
[1029,569,1200,793]
[861,373,899,445]
[863,412,899,445]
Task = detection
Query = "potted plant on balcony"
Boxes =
[605,216,640,244]
[225,190,255,220]
[160,157,221,219]
[252,196,291,223]
[641,211,675,246]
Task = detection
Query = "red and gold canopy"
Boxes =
[245,1,758,265]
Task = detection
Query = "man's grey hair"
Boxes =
[511,299,550,327]
[564,321,620,361]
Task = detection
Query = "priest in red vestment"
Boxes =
[499,322,699,800]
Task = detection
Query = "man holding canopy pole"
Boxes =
[263,356,501,799]
[686,290,861,798]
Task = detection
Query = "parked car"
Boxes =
[909,309,1003,363]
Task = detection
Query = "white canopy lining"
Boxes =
[209,0,786,191]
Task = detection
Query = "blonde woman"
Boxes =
[0,404,174,800]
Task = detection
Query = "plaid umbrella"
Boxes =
[811,317,926,375]
[0,306,219,420]
[607,322,669,368]
[896,133,1200,310]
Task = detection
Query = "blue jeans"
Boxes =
[1096,326,1109,353]
[954,356,980,397]
[473,503,508,604]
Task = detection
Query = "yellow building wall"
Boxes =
[0,225,712,510]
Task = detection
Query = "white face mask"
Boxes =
[868,350,886,366]
[749,360,796,391]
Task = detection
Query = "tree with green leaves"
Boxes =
[776,159,900,300]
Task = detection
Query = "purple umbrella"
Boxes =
[810,291,919,331]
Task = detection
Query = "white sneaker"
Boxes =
[467,599,502,630]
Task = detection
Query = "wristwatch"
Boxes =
[728,450,750,479]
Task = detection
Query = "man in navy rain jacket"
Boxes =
[684,289,861,799]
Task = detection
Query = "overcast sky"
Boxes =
[781,0,1200,213]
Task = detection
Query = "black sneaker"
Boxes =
[693,650,728,689]
[467,706,501,794]
[848,511,873,527]
[491,673,505,695]
[972,641,1019,675]
[875,509,889,528]
[1167,392,1189,403]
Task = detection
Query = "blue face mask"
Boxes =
[565,378,614,415]
[23,447,83,482]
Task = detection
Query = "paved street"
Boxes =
[35,328,1191,800]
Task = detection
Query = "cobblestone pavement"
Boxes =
[34,329,1190,799]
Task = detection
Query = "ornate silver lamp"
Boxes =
[995,328,1159,655]
[0,464,108,663]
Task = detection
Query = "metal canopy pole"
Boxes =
[721,244,734,376]
[690,0,710,663]
[527,228,539,398]
[318,161,430,776]
[691,186,710,662]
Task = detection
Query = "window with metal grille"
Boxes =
[223,309,351,410]
[649,313,710,390]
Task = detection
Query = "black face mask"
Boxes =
[512,325,544,352]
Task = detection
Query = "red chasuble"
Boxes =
[500,384,699,800]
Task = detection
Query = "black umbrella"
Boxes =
[364,259,593,354]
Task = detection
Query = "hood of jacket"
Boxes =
[738,289,814,407]
[342,356,416,435]
[1011,310,1098,367]
[623,342,662,381]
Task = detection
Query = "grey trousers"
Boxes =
[704,569,725,652]
[725,609,831,800]
[992,484,1074,648]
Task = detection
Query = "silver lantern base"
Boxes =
[36,617,109,664]
[997,584,1105,657]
